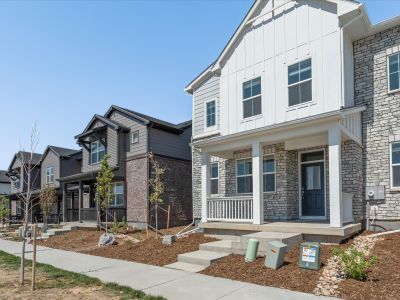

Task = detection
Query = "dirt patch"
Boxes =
[38,227,217,266]
[338,233,400,300]
[201,244,335,294]
[0,267,121,300]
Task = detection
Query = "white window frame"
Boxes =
[390,142,400,189]
[388,53,400,94]
[287,57,313,109]
[46,166,55,184]
[242,76,262,120]
[236,158,253,195]
[111,182,124,207]
[263,155,276,193]
[210,161,219,195]
[131,130,139,144]
[90,140,105,165]
[204,99,217,131]
[13,177,21,189]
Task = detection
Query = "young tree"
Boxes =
[95,154,114,235]
[148,152,166,238]
[0,195,10,229]
[12,123,41,286]
[39,185,57,232]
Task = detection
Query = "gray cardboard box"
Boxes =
[264,241,287,269]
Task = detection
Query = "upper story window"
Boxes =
[236,158,253,194]
[391,142,400,188]
[243,77,262,119]
[263,155,276,193]
[46,166,55,184]
[111,182,124,206]
[389,53,400,92]
[206,100,216,128]
[131,131,139,144]
[13,177,20,189]
[210,162,219,195]
[288,58,312,106]
[90,140,105,165]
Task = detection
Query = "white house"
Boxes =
[186,0,400,240]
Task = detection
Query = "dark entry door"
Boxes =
[301,162,325,217]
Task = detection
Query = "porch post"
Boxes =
[201,151,209,223]
[62,183,67,223]
[78,180,83,223]
[329,125,343,228]
[252,142,263,225]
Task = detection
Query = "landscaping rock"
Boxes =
[115,234,139,245]
[98,233,116,247]
[162,235,176,245]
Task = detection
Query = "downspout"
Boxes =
[340,8,364,108]
[146,122,152,226]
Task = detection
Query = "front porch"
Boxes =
[194,108,364,234]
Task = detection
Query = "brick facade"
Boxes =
[126,157,148,225]
[149,155,192,228]
[354,25,400,221]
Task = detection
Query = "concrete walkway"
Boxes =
[0,239,335,300]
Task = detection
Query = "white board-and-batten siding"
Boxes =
[192,0,356,139]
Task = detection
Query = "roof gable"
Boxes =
[185,0,361,93]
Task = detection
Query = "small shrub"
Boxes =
[111,217,129,234]
[332,246,377,281]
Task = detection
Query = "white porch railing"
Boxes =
[207,196,253,222]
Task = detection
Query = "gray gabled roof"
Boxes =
[107,105,192,134]
[0,170,10,183]
[75,114,130,139]
[8,151,42,172]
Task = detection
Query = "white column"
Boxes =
[201,151,209,223]
[329,125,343,228]
[252,142,263,225]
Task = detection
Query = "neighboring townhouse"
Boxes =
[186,0,400,239]
[0,170,10,196]
[7,152,42,221]
[39,146,81,223]
[59,105,192,228]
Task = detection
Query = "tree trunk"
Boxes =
[155,202,158,239]
[105,207,108,235]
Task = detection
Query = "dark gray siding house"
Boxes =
[0,170,10,196]
[60,105,192,228]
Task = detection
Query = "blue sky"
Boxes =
[0,0,399,169]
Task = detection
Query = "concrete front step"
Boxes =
[232,232,303,256]
[177,250,229,266]
[164,262,207,273]
[199,240,234,253]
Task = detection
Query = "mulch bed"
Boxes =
[200,244,335,294]
[338,233,400,300]
[38,227,217,266]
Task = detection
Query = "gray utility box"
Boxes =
[299,242,321,270]
[365,185,385,200]
[264,241,287,270]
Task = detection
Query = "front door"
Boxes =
[301,161,325,217]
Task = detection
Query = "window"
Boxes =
[90,140,105,164]
[389,53,400,92]
[16,201,22,216]
[111,182,124,206]
[263,156,275,192]
[288,58,312,106]
[236,158,252,194]
[131,131,139,144]
[243,77,262,118]
[306,166,321,190]
[13,177,20,189]
[391,142,400,188]
[46,166,55,184]
[206,101,216,128]
[210,162,219,195]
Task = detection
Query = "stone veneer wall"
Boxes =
[148,155,192,228]
[342,140,363,222]
[126,157,148,224]
[354,25,400,221]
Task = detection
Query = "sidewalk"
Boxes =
[0,239,335,300]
